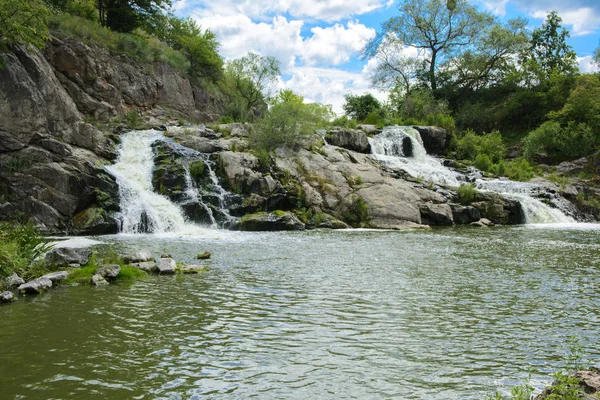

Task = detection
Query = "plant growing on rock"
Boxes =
[0,222,53,279]
[456,183,476,204]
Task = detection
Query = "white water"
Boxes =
[106,130,196,234]
[369,126,574,224]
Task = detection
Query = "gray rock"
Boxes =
[130,261,158,273]
[233,211,305,231]
[325,129,371,153]
[96,264,120,279]
[123,250,152,263]
[419,203,454,226]
[158,258,177,275]
[18,277,53,294]
[413,126,450,155]
[1,291,16,303]
[7,273,25,288]
[91,274,109,286]
[42,271,69,282]
[180,265,208,274]
[450,204,482,225]
[356,124,381,135]
[45,247,91,267]
[229,123,250,137]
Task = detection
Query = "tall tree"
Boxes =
[523,11,577,79]
[224,53,280,117]
[366,0,494,91]
[0,0,49,68]
[98,0,171,33]
[366,35,422,94]
[343,93,381,121]
[593,43,599,65]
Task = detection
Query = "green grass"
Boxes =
[63,264,97,285]
[456,183,477,204]
[48,13,190,73]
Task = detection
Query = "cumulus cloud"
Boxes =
[578,56,600,73]
[182,0,389,22]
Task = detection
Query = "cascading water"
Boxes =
[369,126,574,224]
[106,130,191,233]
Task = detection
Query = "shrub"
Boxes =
[474,153,492,172]
[504,158,536,181]
[455,130,506,163]
[344,197,370,227]
[523,121,596,162]
[456,183,477,204]
[0,222,53,279]
[189,160,205,180]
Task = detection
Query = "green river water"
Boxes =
[1,225,599,399]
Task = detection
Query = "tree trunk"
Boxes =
[430,50,437,91]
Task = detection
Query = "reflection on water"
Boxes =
[1,226,599,399]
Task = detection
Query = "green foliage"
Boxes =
[125,110,141,128]
[0,222,54,279]
[523,121,596,162]
[343,93,382,122]
[117,265,147,281]
[456,183,476,204]
[474,153,492,172]
[455,130,506,163]
[331,115,358,129]
[43,0,97,20]
[504,158,536,181]
[63,264,97,285]
[98,0,171,34]
[344,197,370,227]
[49,13,189,72]
[250,89,334,152]
[0,0,50,68]
[189,160,205,180]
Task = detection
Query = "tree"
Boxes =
[223,53,280,119]
[366,0,494,91]
[97,0,171,33]
[594,43,599,65]
[251,89,334,151]
[522,11,577,79]
[0,0,49,68]
[343,93,381,121]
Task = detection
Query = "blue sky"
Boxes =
[172,0,600,113]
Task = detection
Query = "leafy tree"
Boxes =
[522,11,577,81]
[251,89,334,151]
[366,0,494,91]
[0,0,50,68]
[343,93,381,121]
[223,53,280,120]
[594,44,600,65]
[43,0,96,19]
[98,0,171,33]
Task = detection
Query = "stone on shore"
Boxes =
[18,277,53,294]
[42,271,69,282]
[1,291,16,303]
[7,273,25,288]
[96,264,120,279]
[45,247,91,267]
[158,258,177,275]
[123,249,153,263]
[91,274,109,286]
[180,265,208,274]
[196,252,211,260]
[130,261,158,273]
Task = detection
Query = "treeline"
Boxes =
[341,0,600,170]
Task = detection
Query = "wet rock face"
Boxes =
[18,277,53,294]
[413,126,450,155]
[45,247,91,267]
[325,130,372,154]
[232,211,306,231]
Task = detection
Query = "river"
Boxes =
[1,225,599,399]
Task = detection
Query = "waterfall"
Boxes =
[369,126,574,224]
[106,130,238,234]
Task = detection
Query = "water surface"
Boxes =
[1,226,599,399]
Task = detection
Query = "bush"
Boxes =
[455,130,506,163]
[344,197,370,227]
[474,153,492,172]
[523,121,596,162]
[456,183,477,204]
[504,158,536,181]
[0,222,53,279]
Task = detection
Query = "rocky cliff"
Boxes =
[0,40,222,233]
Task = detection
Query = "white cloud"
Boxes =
[183,0,389,22]
[481,0,510,16]
[578,55,600,73]
[302,21,376,66]
[282,66,388,114]
[531,7,600,36]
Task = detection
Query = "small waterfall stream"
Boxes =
[106,130,236,234]
[369,126,574,224]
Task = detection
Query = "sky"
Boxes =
[172,0,600,113]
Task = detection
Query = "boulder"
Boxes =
[1,291,16,303]
[419,203,454,226]
[180,265,208,274]
[471,192,524,225]
[91,274,109,286]
[42,271,69,282]
[413,126,450,155]
[325,129,372,153]
[130,261,158,273]
[123,250,153,263]
[45,247,91,267]
[356,124,381,136]
[158,258,177,275]
[450,204,482,225]
[196,252,211,260]
[96,264,120,279]
[233,211,305,231]
[18,277,53,294]
[6,273,25,288]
